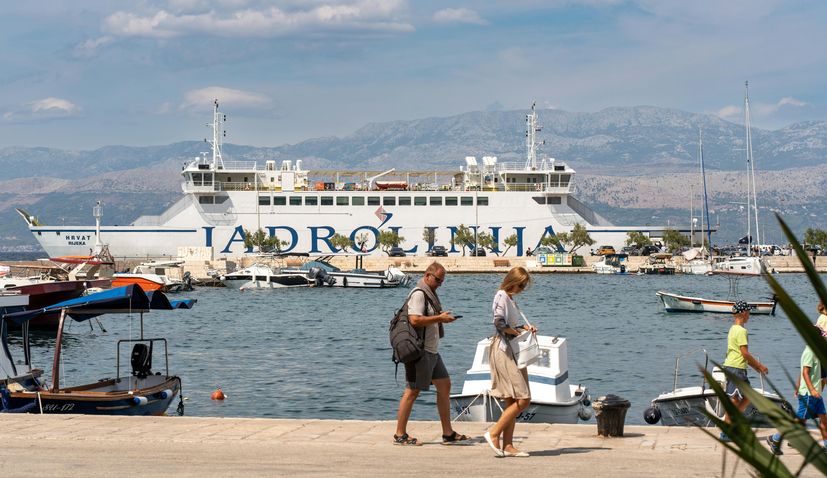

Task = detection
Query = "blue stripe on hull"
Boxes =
[465,371,568,386]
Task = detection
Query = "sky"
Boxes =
[1,0,826,150]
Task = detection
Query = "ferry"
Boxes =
[18,102,697,259]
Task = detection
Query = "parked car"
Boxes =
[620,246,639,255]
[533,246,556,255]
[427,245,448,257]
[596,245,616,255]
[639,245,660,256]
[468,246,487,257]
[388,246,406,257]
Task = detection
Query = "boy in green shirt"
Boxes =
[721,301,769,441]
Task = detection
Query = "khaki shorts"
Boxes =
[405,352,449,391]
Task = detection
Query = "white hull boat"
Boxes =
[645,350,791,427]
[656,290,776,315]
[283,255,411,288]
[714,256,766,276]
[220,264,312,290]
[451,336,592,424]
[591,253,629,274]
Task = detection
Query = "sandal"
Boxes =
[393,433,421,446]
[442,431,470,445]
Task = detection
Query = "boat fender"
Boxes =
[157,389,174,400]
[643,406,661,424]
[578,407,593,421]
[132,396,149,406]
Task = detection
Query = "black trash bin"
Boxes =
[593,394,631,437]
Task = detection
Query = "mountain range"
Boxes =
[1,105,826,253]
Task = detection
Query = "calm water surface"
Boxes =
[8,273,824,424]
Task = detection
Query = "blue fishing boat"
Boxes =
[0,284,195,415]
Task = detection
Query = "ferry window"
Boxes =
[399,197,411,206]
[429,197,442,206]
[445,197,458,206]
[549,175,560,188]
[273,196,287,206]
[305,196,318,206]
[548,196,562,205]
[414,197,427,206]
[461,197,473,206]
[368,196,380,206]
[352,196,365,206]
[383,197,396,206]
[259,196,271,206]
[192,173,203,186]
[204,173,213,184]
[336,196,349,206]
[532,196,546,205]
[198,196,213,204]
[321,196,333,206]
[215,196,228,204]
[559,174,571,186]
[478,197,489,206]
[289,196,302,206]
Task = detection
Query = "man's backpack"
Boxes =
[389,288,434,365]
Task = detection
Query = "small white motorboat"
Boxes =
[714,256,767,276]
[644,349,792,427]
[450,335,592,424]
[283,254,411,288]
[113,260,185,292]
[591,253,629,274]
[220,264,312,290]
[656,290,777,315]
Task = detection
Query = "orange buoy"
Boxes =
[211,388,225,400]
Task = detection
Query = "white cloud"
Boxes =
[72,36,114,58]
[31,98,79,114]
[102,1,413,39]
[717,96,809,121]
[2,97,80,123]
[433,8,487,25]
[181,87,272,111]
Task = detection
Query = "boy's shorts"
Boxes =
[797,395,827,420]
[724,366,750,400]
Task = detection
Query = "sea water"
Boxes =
[8,272,824,424]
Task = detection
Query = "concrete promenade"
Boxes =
[0,416,820,477]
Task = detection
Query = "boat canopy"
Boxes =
[2,284,196,326]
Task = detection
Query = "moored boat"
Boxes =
[450,335,592,424]
[644,349,791,427]
[656,290,777,315]
[639,253,677,275]
[0,284,194,415]
[220,263,312,290]
[591,253,629,274]
[283,254,411,288]
[112,260,185,292]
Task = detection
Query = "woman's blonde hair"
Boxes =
[818,301,826,315]
[500,266,531,295]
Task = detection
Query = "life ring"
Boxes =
[535,184,541,191]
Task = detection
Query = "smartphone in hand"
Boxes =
[453,315,463,319]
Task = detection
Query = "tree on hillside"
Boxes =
[329,233,354,252]
[626,231,653,248]
[662,228,690,253]
[243,228,288,253]
[378,230,404,253]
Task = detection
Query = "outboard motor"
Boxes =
[182,271,194,291]
[308,267,335,287]
[131,342,153,379]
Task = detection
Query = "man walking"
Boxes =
[394,262,469,445]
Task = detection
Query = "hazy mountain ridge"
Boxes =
[2,105,827,252]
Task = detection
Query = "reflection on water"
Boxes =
[6,273,823,424]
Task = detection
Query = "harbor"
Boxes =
[0,415,819,477]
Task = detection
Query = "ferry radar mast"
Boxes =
[207,99,226,170]
[524,102,544,171]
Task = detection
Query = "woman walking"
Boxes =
[484,266,537,457]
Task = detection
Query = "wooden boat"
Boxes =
[656,290,777,315]
[374,181,408,190]
[639,253,677,275]
[3,279,109,329]
[0,284,195,415]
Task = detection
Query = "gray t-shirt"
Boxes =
[409,289,439,353]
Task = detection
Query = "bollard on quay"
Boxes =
[593,394,631,437]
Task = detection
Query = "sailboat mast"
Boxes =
[745,81,760,251]
[743,82,753,253]
[700,128,712,251]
